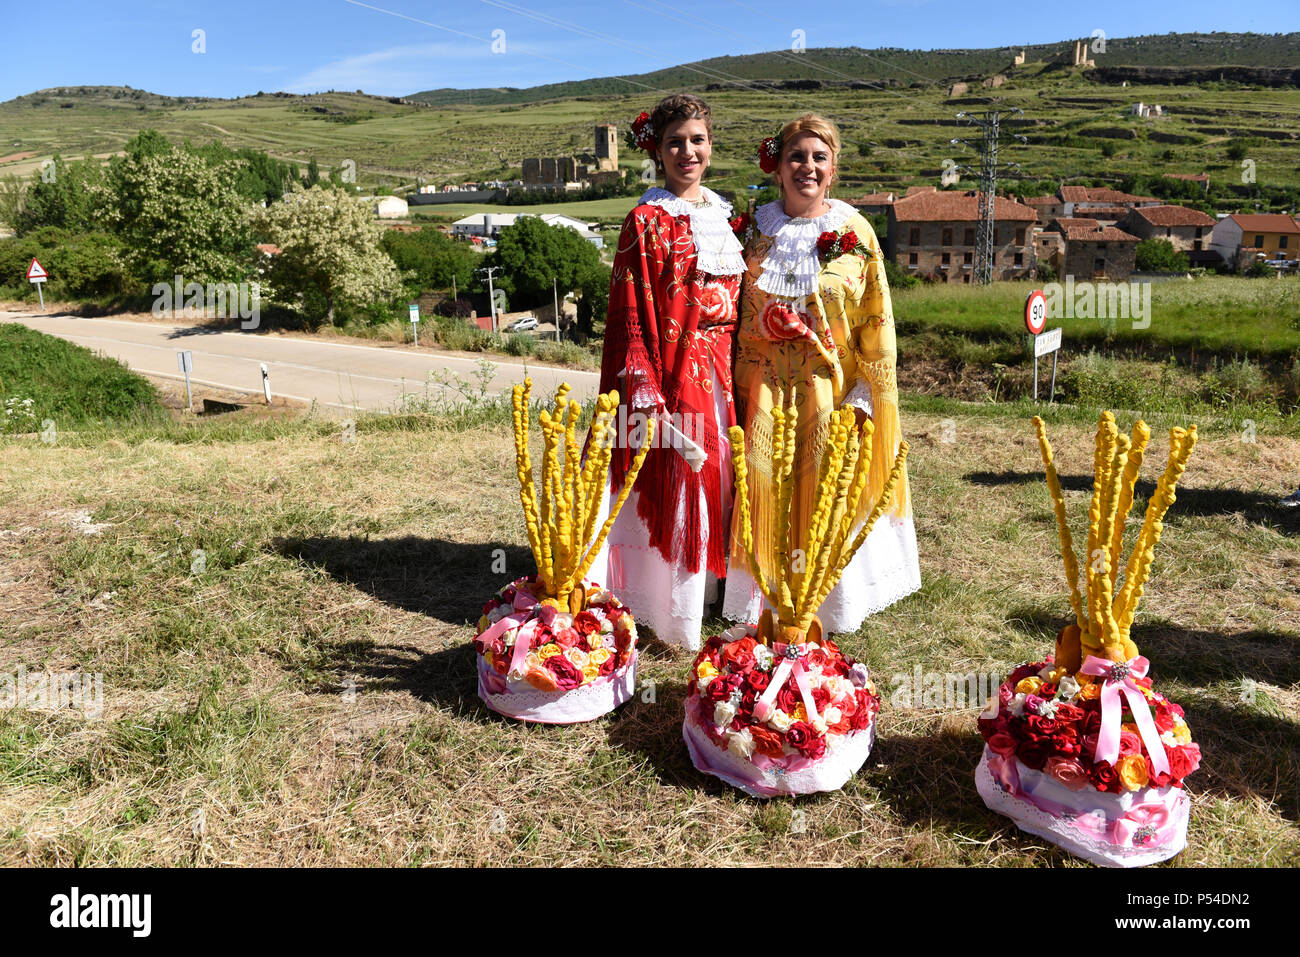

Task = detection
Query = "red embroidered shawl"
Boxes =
[598,203,739,577]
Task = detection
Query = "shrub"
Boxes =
[503,333,536,357]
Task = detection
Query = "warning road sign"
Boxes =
[26,258,48,282]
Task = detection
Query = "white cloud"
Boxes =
[283,41,539,94]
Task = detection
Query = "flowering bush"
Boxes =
[685,624,879,767]
[2,396,37,434]
[977,658,1201,794]
[474,575,636,695]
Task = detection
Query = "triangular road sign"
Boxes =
[26,258,48,281]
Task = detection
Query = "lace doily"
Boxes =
[753,199,858,297]
[975,748,1190,868]
[640,186,745,276]
[683,711,875,798]
[476,651,638,724]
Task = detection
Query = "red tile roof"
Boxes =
[1060,186,1159,205]
[892,189,1038,223]
[847,191,896,205]
[1228,213,1300,234]
[1054,220,1140,242]
[255,243,281,255]
[1023,195,1061,207]
[1128,205,1216,227]
[1074,205,1131,219]
[904,185,938,197]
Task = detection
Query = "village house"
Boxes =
[1121,205,1217,252]
[1209,213,1300,272]
[1022,194,1065,225]
[1162,172,1210,193]
[451,211,604,248]
[1047,218,1140,280]
[887,188,1038,282]
[1058,186,1162,219]
[846,191,896,216]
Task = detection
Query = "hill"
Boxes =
[1,33,1299,208]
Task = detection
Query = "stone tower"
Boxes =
[595,123,618,172]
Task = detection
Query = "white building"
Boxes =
[375,196,409,219]
[452,211,604,248]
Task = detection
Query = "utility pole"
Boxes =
[954,108,1026,285]
[553,277,560,343]
[477,266,501,332]
[452,274,457,301]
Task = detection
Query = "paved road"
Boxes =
[1,311,600,414]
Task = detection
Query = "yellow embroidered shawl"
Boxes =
[729,211,910,576]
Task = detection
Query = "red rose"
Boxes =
[719,637,758,673]
[705,673,741,703]
[573,611,600,636]
[812,686,831,713]
[849,696,874,730]
[1153,708,1175,734]
[758,136,781,174]
[816,231,838,256]
[785,721,824,758]
[728,212,751,235]
[554,627,581,650]
[837,230,859,254]
[1026,714,1059,737]
[776,685,800,715]
[1166,743,1200,780]
[1089,762,1121,793]
[1016,737,1051,770]
[1145,755,1172,789]
[746,670,770,694]
[1050,731,1081,757]
[544,653,583,691]
[987,731,1018,757]
[749,725,785,757]
[1037,682,1057,698]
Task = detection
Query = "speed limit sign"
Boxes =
[1025,289,1047,335]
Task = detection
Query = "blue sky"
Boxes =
[0,0,1295,102]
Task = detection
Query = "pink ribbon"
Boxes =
[1079,655,1170,778]
[1111,802,1174,848]
[751,644,821,724]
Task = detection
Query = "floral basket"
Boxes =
[683,400,908,796]
[976,657,1199,867]
[471,379,653,724]
[475,575,638,724]
[683,624,879,798]
[976,413,1200,866]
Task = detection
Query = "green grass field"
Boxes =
[411,197,639,224]
[0,395,1295,866]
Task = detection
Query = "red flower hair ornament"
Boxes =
[758,135,781,174]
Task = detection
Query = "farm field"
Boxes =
[0,397,1296,866]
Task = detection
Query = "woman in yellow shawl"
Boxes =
[722,114,920,633]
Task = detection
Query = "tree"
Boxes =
[380,227,476,295]
[575,262,611,341]
[304,157,320,188]
[14,155,110,236]
[251,185,402,326]
[488,216,601,308]
[1134,238,1190,273]
[107,142,251,285]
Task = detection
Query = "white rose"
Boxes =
[812,717,828,735]
[713,701,737,728]
[1037,664,1055,680]
[822,706,842,726]
[726,729,755,759]
[1009,693,1027,717]
[769,709,793,732]
[696,674,714,693]
[1057,675,1081,701]
[753,645,774,671]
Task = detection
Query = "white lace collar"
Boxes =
[754,198,858,297]
[640,186,745,276]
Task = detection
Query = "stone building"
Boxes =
[521,124,619,189]
[1048,218,1140,280]
[887,188,1038,282]
[1121,205,1217,252]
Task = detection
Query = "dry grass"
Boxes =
[0,403,1297,867]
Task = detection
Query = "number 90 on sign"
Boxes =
[1025,289,1047,336]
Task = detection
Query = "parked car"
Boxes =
[507,316,539,332]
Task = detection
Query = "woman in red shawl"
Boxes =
[591,93,745,651]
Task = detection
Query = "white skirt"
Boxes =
[721,512,921,634]
[587,372,732,652]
